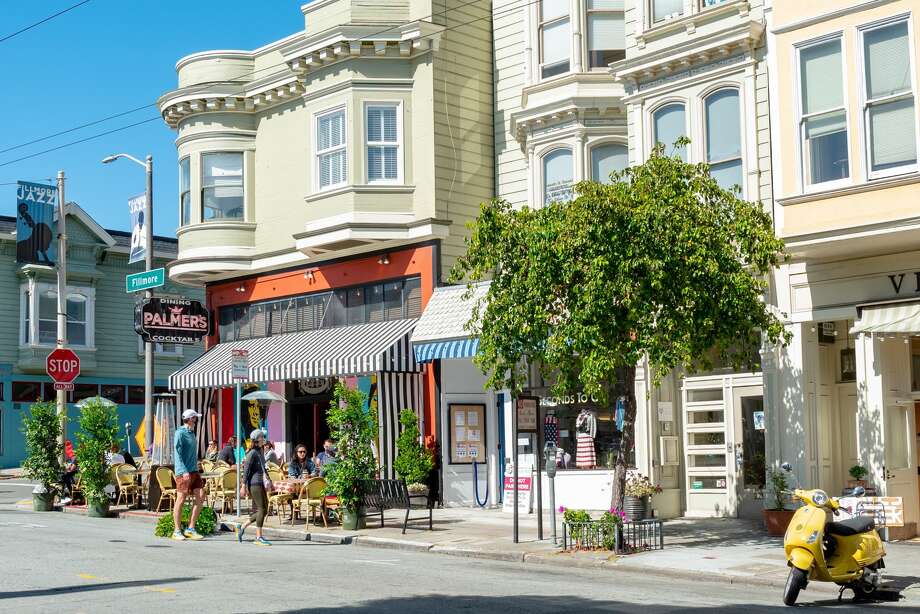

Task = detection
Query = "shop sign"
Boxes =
[691,480,703,489]
[135,297,210,344]
[539,392,601,407]
[502,476,532,513]
[516,397,538,431]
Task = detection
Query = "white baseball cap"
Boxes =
[182,409,202,421]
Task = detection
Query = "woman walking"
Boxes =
[236,429,273,546]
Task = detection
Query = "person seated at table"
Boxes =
[204,440,220,462]
[316,439,338,476]
[106,443,125,466]
[120,446,137,468]
[263,441,281,466]
[288,445,316,478]
[218,436,237,466]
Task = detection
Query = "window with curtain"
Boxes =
[587,0,625,68]
[705,89,743,191]
[652,0,684,24]
[366,105,399,182]
[799,39,849,185]
[653,103,687,160]
[317,108,347,189]
[201,152,244,220]
[540,0,570,79]
[590,143,628,183]
[543,148,574,205]
[862,20,917,175]
[179,157,190,226]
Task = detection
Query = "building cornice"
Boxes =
[771,0,900,35]
[634,0,751,49]
[510,96,626,146]
[776,172,920,207]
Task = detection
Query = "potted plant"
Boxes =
[763,467,795,536]
[22,401,63,511]
[624,473,661,521]
[324,382,378,530]
[393,409,434,496]
[847,464,868,489]
[75,397,119,518]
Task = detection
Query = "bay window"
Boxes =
[317,108,347,189]
[21,283,94,348]
[653,103,687,160]
[705,89,743,190]
[590,143,628,183]
[652,0,684,24]
[862,20,917,176]
[543,148,574,205]
[799,38,849,186]
[366,104,400,183]
[587,0,625,68]
[179,157,190,226]
[201,152,244,220]
[540,0,570,79]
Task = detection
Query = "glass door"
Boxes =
[731,386,765,519]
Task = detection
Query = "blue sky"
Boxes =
[0,1,304,236]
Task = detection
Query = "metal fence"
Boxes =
[562,519,664,554]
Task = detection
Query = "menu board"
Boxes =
[449,403,486,464]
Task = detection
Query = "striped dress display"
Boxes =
[575,410,597,469]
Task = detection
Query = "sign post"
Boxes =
[232,349,249,517]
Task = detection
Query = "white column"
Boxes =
[527,144,537,207]
[574,131,587,183]
[854,332,886,490]
[571,0,583,74]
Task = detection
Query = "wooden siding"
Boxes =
[492,0,527,209]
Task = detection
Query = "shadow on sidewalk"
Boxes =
[0,576,198,600]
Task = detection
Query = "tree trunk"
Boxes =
[611,365,637,512]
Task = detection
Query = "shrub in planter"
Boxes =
[75,397,119,516]
[624,473,661,520]
[763,467,794,536]
[848,464,868,488]
[22,401,63,511]
[324,383,378,526]
[155,504,218,537]
[393,409,434,493]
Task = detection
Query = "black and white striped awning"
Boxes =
[169,319,420,390]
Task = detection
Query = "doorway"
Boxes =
[732,386,766,519]
[286,379,335,458]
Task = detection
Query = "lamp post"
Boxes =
[102,153,154,453]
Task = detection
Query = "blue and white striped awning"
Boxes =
[413,338,480,363]
[169,318,419,390]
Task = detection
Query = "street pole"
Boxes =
[144,155,154,454]
[235,382,241,517]
[512,396,519,543]
[55,171,68,460]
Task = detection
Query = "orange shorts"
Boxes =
[176,471,204,495]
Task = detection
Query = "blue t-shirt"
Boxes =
[174,426,198,477]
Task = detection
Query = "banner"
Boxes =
[16,181,57,265]
[128,194,146,264]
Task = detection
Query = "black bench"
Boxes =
[360,479,432,534]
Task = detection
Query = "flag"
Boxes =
[128,194,146,264]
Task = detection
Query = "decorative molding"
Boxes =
[636,0,751,48]
[771,0,900,35]
[777,173,920,208]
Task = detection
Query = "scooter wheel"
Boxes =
[783,567,808,606]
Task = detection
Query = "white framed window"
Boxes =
[20,282,95,348]
[366,104,401,183]
[542,148,574,205]
[540,0,570,79]
[137,335,183,357]
[653,102,688,161]
[316,108,347,190]
[704,88,743,191]
[798,37,850,187]
[201,152,244,220]
[860,18,917,179]
[651,0,684,25]
[587,0,625,69]
[179,157,191,226]
[590,143,628,183]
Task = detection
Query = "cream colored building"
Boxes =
[765,0,920,538]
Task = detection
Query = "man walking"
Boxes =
[173,409,205,541]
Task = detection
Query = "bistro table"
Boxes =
[272,478,307,495]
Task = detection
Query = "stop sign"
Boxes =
[46,348,80,384]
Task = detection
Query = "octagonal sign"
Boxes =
[46,348,80,384]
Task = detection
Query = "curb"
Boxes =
[353,536,433,552]
[430,545,525,563]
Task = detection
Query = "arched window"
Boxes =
[704,89,743,191]
[590,143,628,183]
[652,103,687,160]
[543,149,573,205]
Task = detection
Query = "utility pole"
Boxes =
[55,171,68,456]
[144,155,154,453]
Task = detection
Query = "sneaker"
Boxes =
[183,528,204,541]
[60,497,72,505]
[171,530,186,541]
[253,536,271,547]
[234,523,245,543]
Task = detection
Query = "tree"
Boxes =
[394,409,434,486]
[75,397,119,507]
[450,142,788,510]
[22,401,63,494]
[324,382,378,513]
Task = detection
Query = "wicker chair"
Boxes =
[201,459,215,473]
[212,469,238,515]
[266,468,292,520]
[115,464,141,507]
[154,467,177,512]
[292,477,327,526]
[71,473,84,504]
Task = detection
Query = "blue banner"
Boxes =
[128,193,146,264]
[16,181,57,265]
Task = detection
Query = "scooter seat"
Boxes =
[827,516,875,536]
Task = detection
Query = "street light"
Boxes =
[102,152,154,455]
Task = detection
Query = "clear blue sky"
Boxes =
[0,1,305,236]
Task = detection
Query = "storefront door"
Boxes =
[880,402,919,536]
[731,386,766,519]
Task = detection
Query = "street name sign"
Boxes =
[126,267,165,293]
[47,348,80,385]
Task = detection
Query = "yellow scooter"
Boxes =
[782,482,886,606]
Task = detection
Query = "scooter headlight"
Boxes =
[812,490,829,507]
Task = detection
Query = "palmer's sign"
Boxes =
[135,297,210,344]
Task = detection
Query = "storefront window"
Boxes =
[538,392,635,470]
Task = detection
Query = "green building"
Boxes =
[0,202,204,468]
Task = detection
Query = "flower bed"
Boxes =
[560,507,663,554]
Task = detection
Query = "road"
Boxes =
[0,481,915,613]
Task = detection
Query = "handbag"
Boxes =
[260,454,274,493]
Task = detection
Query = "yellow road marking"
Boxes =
[144,587,176,594]
[77,573,99,580]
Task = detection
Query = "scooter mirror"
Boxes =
[852,486,866,497]
[781,462,793,473]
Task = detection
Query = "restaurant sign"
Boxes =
[135,297,210,344]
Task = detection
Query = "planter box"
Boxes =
[32,492,55,512]
[763,509,795,537]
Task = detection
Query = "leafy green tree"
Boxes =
[22,401,63,494]
[75,397,120,506]
[324,382,378,512]
[451,142,788,509]
[393,409,434,486]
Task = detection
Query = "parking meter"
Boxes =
[544,442,558,478]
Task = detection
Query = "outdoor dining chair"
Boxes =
[115,464,141,508]
[154,467,177,512]
[266,468,292,521]
[292,477,327,527]
[212,469,237,515]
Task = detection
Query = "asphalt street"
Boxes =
[0,481,915,613]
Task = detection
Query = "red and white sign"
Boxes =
[502,475,533,513]
[46,348,80,384]
[53,382,75,392]
[231,349,249,381]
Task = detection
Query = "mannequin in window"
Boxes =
[575,408,597,469]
